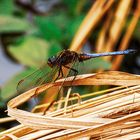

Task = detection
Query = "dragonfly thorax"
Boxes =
[47,50,79,68]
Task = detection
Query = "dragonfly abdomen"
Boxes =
[78,53,92,62]
[78,49,136,62]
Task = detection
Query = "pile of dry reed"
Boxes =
[1,71,140,139]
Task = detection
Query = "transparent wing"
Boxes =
[17,57,109,94]
[17,64,59,93]
[68,57,111,76]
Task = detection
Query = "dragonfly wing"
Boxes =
[66,59,90,77]
[17,64,59,93]
[71,57,111,75]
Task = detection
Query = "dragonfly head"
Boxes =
[47,56,57,68]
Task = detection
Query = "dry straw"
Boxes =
[1,71,140,139]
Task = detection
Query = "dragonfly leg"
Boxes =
[63,65,78,86]
[58,66,64,78]
[60,67,64,78]
[54,66,63,81]
[63,65,78,76]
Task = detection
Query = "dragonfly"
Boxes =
[17,49,136,93]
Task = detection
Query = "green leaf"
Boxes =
[48,13,70,29]
[35,16,63,41]
[62,0,79,15]
[0,0,15,15]
[48,41,62,57]
[133,19,140,40]
[90,58,111,70]
[64,15,84,42]
[78,58,111,74]
[8,36,49,67]
[1,68,35,101]
[0,15,32,33]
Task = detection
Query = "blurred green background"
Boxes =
[0,0,111,106]
[0,0,87,104]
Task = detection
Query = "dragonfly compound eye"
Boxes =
[47,56,56,68]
